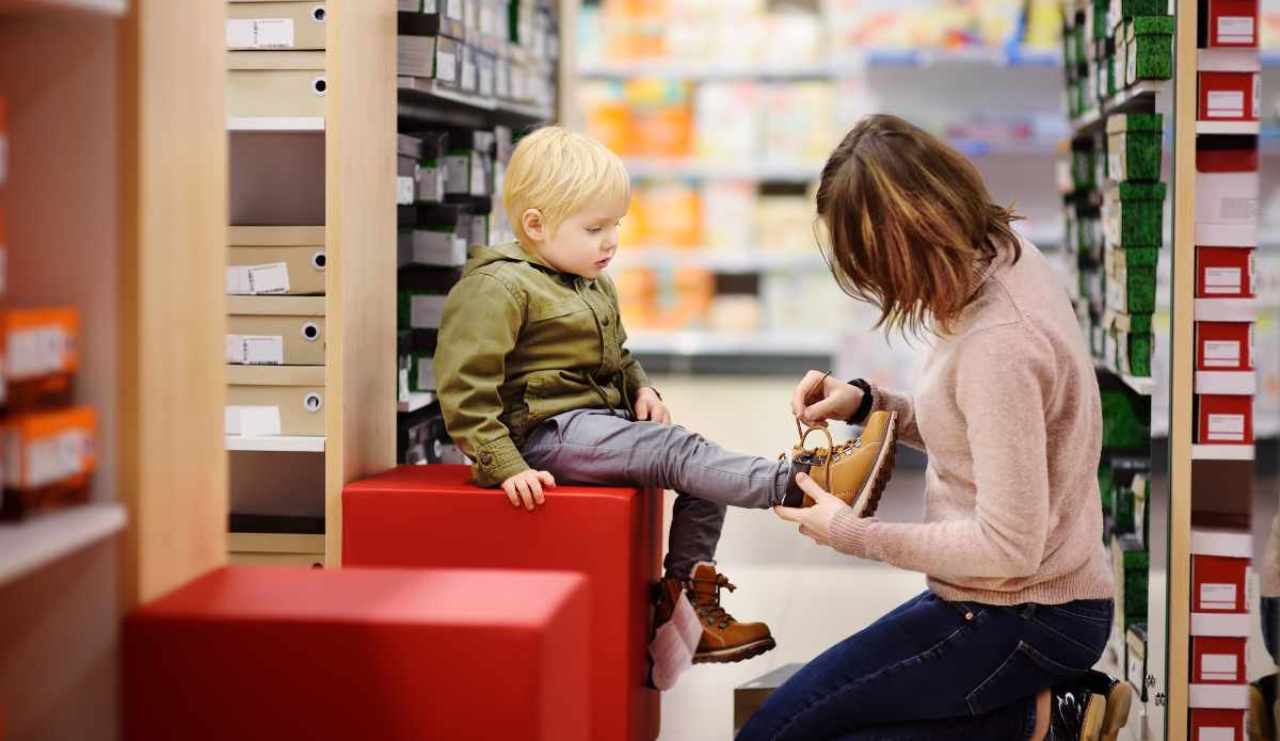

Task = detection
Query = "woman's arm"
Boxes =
[829,327,1053,579]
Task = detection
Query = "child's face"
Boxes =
[534,198,628,279]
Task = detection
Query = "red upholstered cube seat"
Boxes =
[124,566,590,741]
[343,464,663,741]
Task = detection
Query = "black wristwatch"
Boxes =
[847,378,874,425]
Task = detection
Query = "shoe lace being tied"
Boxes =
[689,574,737,629]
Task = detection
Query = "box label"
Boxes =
[1201,582,1238,610]
[7,326,70,380]
[396,175,415,206]
[444,154,470,194]
[1207,413,1246,442]
[247,263,291,294]
[226,19,256,48]
[410,295,446,329]
[226,18,295,49]
[1199,729,1235,741]
[225,406,282,437]
[226,335,285,366]
[1218,16,1255,44]
[1208,90,1245,119]
[1205,267,1243,294]
[446,0,463,20]
[1201,653,1240,682]
[417,166,444,202]
[1204,340,1241,367]
[417,356,435,390]
[437,51,458,83]
[24,429,90,489]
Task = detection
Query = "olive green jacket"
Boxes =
[434,241,651,486]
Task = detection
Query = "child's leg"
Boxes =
[666,495,725,578]
[521,409,795,511]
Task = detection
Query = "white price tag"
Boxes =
[437,52,458,83]
[1207,413,1246,442]
[398,367,410,402]
[397,176,416,205]
[1207,90,1245,118]
[1200,582,1238,610]
[226,335,285,365]
[1201,653,1239,682]
[1218,16,1255,44]
[1204,340,1241,367]
[1219,196,1259,221]
[254,18,296,49]
[7,327,70,380]
[247,263,291,294]
[1205,267,1242,294]
[410,295,446,329]
[25,429,89,489]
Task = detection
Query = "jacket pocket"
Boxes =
[522,370,567,423]
[527,297,587,323]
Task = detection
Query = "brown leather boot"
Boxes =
[784,410,898,516]
[655,562,775,665]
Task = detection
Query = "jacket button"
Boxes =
[480,453,493,465]
[602,316,611,326]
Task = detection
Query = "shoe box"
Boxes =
[1191,708,1246,741]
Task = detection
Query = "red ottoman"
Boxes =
[124,566,590,741]
[343,464,663,741]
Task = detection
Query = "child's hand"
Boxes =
[501,469,557,511]
[633,387,671,424]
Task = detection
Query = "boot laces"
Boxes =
[688,574,737,630]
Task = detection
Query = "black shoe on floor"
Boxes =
[1049,671,1130,741]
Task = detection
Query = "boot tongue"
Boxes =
[688,563,720,605]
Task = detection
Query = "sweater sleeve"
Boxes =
[830,325,1054,580]
[868,382,925,450]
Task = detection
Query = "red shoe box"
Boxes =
[1196,141,1260,247]
[1198,51,1261,121]
[0,96,7,187]
[1205,0,1259,47]
[1197,247,1255,298]
[1196,395,1253,445]
[1192,637,1248,684]
[1191,554,1249,613]
[1191,708,1245,740]
[1196,321,1253,370]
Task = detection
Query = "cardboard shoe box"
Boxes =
[1191,709,1245,741]
[397,35,460,84]
[1196,321,1253,371]
[398,0,467,41]
[1126,16,1174,83]
[1196,137,1259,247]
[1197,246,1255,298]
[1,406,96,520]
[1196,394,1253,445]
[227,2,327,51]
[226,365,326,437]
[1106,113,1163,182]
[4,307,79,410]
[227,296,326,366]
[1203,0,1259,47]
[1198,50,1261,121]
[227,226,327,296]
[227,51,327,120]
[1103,181,1166,248]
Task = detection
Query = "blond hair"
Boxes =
[503,126,630,246]
[815,114,1023,337]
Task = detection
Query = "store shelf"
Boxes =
[228,117,325,132]
[627,330,835,356]
[1196,120,1261,135]
[0,503,128,588]
[611,248,826,273]
[0,0,125,14]
[1194,370,1256,395]
[580,63,832,81]
[1194,298,1258,321]
[398,391,436,414]
[1096,362,1155,396]
[397,77,552,126]
[623,159,823,182]
[1070,81,1168,135]
[1191,444,1255,461]
[226,435,326,453]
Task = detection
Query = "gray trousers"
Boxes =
[520,408,792,578]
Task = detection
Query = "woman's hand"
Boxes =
[634,387,671,424]
[501,469,557,511]
[791,370,863,428]
[773,472,850,546]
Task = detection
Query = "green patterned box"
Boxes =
[1126,16,1174,83]
[1112,0,1167,20]
[1103,181,1166,248]
[1101,387,1151,449]
[1107,262,1156,313]
[1072,146,1097,191]
[1107,113,1163,182]
[1098,463,1115,513]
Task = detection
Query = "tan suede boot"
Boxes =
[786,410,898,515]
[654,562,775,665]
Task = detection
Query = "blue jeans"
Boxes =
[737,590,1113,741]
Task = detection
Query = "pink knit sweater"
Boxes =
[829,240,1115,606]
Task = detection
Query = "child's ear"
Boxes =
[522,209,545,243]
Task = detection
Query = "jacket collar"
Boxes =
[494,240,590,285]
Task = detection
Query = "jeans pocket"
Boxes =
[965,641,1076,716]
[1030,604,1111,664]
[1049,599,1114,625]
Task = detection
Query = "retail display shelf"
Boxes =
[0,503,128,588]
[626,330,836,357]
[397,77,552,124]
[1190,444,1255,461]
[623,159,823,182]
[0,0,125,14]
[1070,81,1168,135]
[226,435,326,453]
[1196,120,1262,135]
[227,117,325,132]
[398,391,437,414]
[1194,298,1259,321]
[1194,370,1256,395]
[1096,362,1155,396]
[580,63,832,81]
[610,248,826,273]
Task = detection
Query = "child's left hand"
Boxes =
[634,387,671,424]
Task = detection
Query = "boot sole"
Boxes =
[850,411,899,518]
[692,637,777,665]
[1096,682,1132,741]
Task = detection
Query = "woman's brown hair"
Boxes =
[815,114,1023,336]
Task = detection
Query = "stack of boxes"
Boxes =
[1188,529,1253,738]
[0,99,97,520]
[226,1,328,127]
[1063,0,1173,121]
[398,1,559,113]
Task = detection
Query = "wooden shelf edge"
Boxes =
[0,0,126,16]
[0,503,128,587]
[226,435,326,452]
[1190,444,1255,460]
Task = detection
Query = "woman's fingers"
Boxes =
[795,472,837,501]
[791,370,827,417]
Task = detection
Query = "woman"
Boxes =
[737,115,1128,741]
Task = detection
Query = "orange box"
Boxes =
[2,405,96,519]
[4,307,79,409]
